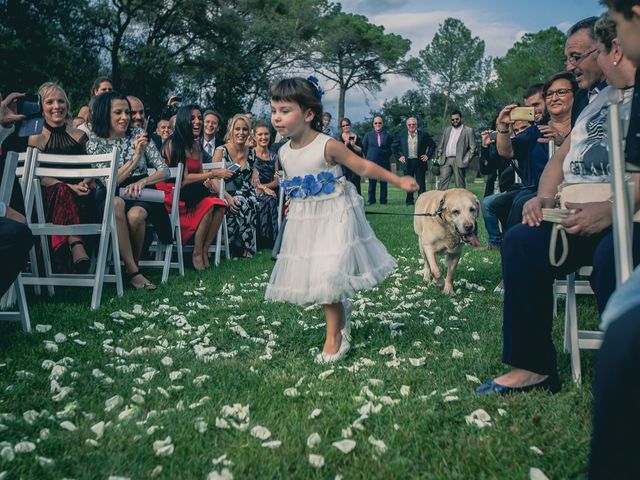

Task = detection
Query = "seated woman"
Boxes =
[252,121,280,249]
[477,14,640,395]
[86,91,170,290]
[157,105,232,270]
[28,82,95,273]
[212,114,258,258]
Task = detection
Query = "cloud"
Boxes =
[343,0,411,15]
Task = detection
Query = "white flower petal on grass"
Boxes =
[107,476,130,480]
[261,440,281,449]
[250,426,271,440]
[117,405,137,422]
[308,409,322,419]
[283,387,299,397]
[434,326,444,335]
[53,333,67,343]
[169,371,183,381]
[465,374,481,384]
[368,436,387,453]
[472,331,480,341]
[193,375,210,386]
[13,441,36,453]
[308,454,325,468]
[452,349,464,358]
[195,419,208,434]
[35,324,51,333]
[530,446,544,456]
[529,467,550,480]
[0,446,14,462]
[91,421,105,439]
[408,357,426,367]
[44,341,58,353]
[207,468,233,480]
[105,395,124,412]
[36,456,54,467]
[153,436,174,456]
[443,396,459,402]
[333,439,356,454]
[131,394,145,405]
[306,432,321,448]
[59,421,77,431]
[318,369,334,380]
[378,345,396,356]
[465,409,492,428]
[23,410,39,425]
[39,429,50,441]
[85,439,99,447]
[400,385,410,397]
[161,356,173,367]
[497,408,507,417]
[215,418,230,429]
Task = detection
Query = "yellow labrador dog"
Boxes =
[414,188,480,294]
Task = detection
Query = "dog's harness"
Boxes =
[364,199,445,218]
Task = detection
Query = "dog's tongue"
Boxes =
[464,233,481,247]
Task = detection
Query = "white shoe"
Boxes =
[314,335,350,364]
[341,299,352,341]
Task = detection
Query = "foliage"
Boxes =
[308,7,412,121]
[415,18,488,125]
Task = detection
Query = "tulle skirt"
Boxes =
[265,182,395,306]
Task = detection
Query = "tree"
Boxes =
[416,18,487,123]
[308,7,412,121]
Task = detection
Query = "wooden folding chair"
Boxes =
[140,164,185,283]
[21,149,123,310]
[0,151,31,332]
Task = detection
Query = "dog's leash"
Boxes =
[364,199,445,217]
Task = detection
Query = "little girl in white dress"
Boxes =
[265,77,418,363]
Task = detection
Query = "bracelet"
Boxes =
[497,129,509,134]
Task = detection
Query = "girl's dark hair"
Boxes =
[91,91,130,139]
[166,104,201,167]
[269,77,323,132]
[91,76,113,97]
[253,120,270,131]
[542,71,579,100]
[600,0,640,19]
[594,13,618,53]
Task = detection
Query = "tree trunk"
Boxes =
[338,84,346,122]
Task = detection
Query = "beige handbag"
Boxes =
[542,183,612,267]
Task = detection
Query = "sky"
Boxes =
[321,0,605,124]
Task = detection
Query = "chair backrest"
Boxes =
[0,151,18,205]
[149,164,184,229]
[202,162,227,200]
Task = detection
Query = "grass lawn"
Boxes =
[0,180,599,479]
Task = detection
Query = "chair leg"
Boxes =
[15,277,31,333]
[553,281,558,318]
[177,232,184,276]
[111,219,123,297]
[223,218,230,260]
[566,273,582,384]
[161,243,172,284]
[215,221,223,266]
[28,248,41,296]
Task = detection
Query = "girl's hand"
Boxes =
[398,177,419,192]
[537,125,567,145]
[124,179,146,199]
[227,196,240,214]
[69,182,90,196]
[497,104,518,130]
[209,168,234,180]
[481,130,494,147]
[522,195,556,227]
[133,133,149,158]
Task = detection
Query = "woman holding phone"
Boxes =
[212,114,258,258]
[86,91,170,290]
[158,105,232,270]
[338,117,363,194]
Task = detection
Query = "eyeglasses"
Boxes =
[565,48,597,66]
[545,88,573,99]
[341,124,350,127]
[373,122,382,125]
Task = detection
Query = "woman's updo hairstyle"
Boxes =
[269,77,323,133]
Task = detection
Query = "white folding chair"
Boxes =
[21,149,123,310]
[140,164,185,283]
[0,151,31,332]
[202,161,231,265]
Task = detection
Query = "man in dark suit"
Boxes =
[200,110,222,162]
[436,110,477,190]
[361,115,394,204]
[392,117,436,205]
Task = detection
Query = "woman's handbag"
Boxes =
[542,183,612,266]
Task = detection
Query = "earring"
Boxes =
[613,61,618,66]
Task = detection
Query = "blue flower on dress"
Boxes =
[281,171,338,198]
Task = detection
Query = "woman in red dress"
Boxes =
[158,105,234,270]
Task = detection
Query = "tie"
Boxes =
[205,142,213,156]
[377,132,381,147]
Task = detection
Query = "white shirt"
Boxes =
[408,133,418,158]
[203,138,216,156]
[445,125,463,157]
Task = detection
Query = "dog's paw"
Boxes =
[423,269,432,282]
[443,282,455,295]
[431,276,444,288]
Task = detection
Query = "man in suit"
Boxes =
[392,117,436,205]
[565,17,607,126]
[201,110,222,162]
[362,115,394,204]
[436,110,477,190]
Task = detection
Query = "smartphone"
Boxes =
[510,107,535,122]
[17,94,44,137]
[349,136,355,141]
[227,163,241,172]
[488,131,497,141]
[143,116,149,132]
[173,96,182,103]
